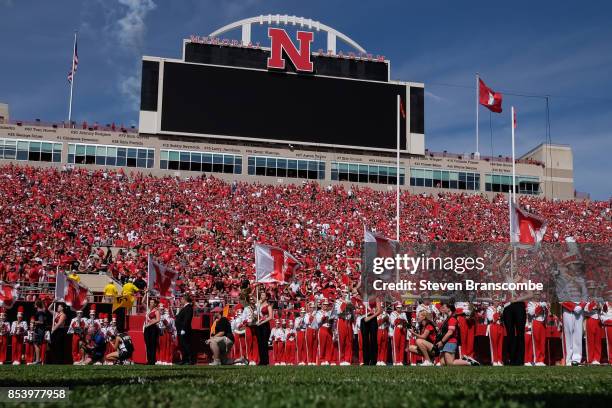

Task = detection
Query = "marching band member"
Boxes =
[376,304,389,366]
[270,319,285,365]
[284,318,297,366]
[602,301,612,366]
[294,307,308,365]
[68,310,87,364]
[231,304,247,363]
[527,301,548,366]
[10,306,27,365]
[0,309,9,364]
[485,303,504,366]
[87,304,97,328]
[455,301,475,359]
[316,299,334,365]
[157,305,174,365]
[107,314,119,362]
[556,242,588,366]
[583,300,602,365]
[24,317,36,364]
[390,302,408,365]
[304,302,319,365]
[524,316,533,366]
[354,304,365,365]
[335,289,354,366]
[242,297,259,365]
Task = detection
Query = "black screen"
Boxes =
[160,62,407,150]
[140,60,159,111]
[184,43,390,82]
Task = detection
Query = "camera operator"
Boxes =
[76,325,106,365]
[435,302,479,366]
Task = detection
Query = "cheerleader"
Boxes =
[157,306,175,365]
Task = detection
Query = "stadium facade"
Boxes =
[0,15,575,200]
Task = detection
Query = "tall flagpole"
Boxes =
[511,106,516,204]
[68,31,77,124]
[475,73,480,159]
[396,94,401,242]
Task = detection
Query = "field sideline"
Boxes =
[1,366,611,407]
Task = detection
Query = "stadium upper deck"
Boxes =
[0,15,576,199]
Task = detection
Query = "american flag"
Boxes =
[67,36,78,83]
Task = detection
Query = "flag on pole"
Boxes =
[513,108,517,129]
[362,228,399,299]
[254,243,301,284]
[55,271,90,311]
[399,98,406,119]
[147,254,179,297]
[67,36,78,83]
[0,282,19,309]
[479,78,503,113]
[112,294,134,312]
[510,201,547,247]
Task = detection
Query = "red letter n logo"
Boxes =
[267,27,314,72]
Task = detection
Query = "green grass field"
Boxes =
[0,365,611,408]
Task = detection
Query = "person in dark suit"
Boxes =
[175,294,194,365]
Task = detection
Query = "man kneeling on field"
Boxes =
[207,307,246,366]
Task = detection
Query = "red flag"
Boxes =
[400,98,406,119]
[510,202,547,246]
[0,282,19,309]
[255,243,301,284]
[513,108,517,129]
[147,254,179,297]
[479,78,503,113]
[54,272,89,311]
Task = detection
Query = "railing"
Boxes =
[423,149,545,167]
[7,119,138,134]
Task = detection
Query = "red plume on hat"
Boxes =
[17,306,24,314]
[90,304,96,311]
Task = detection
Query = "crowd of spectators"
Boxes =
[0,164,609,306]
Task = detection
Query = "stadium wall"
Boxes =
[0,121,575,200]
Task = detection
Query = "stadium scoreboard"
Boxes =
[140,22,424,153]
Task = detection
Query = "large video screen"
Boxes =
[160,62,408,150]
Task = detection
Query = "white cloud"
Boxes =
[119,71,141,111]
[116,0,157,52]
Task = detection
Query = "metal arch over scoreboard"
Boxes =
[208,14,367,55]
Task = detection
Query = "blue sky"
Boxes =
[0,0,610,199]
